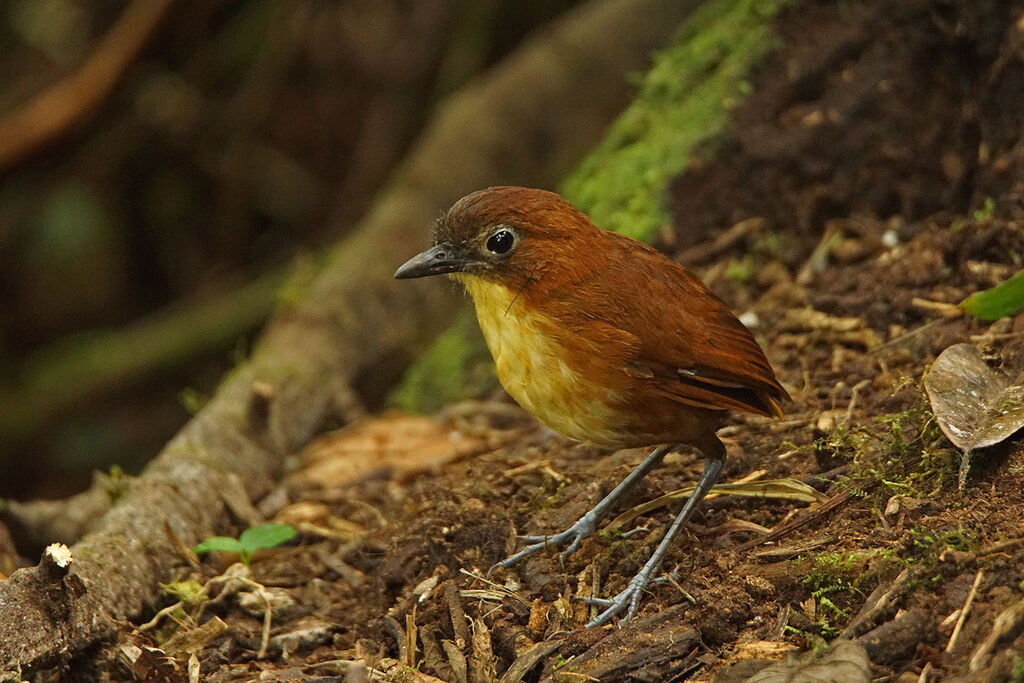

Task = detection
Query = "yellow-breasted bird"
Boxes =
[395,186,788,626]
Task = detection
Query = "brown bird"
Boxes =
[395,187,788,626]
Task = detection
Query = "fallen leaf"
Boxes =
[923,343,1024,489]
[746,639,870,683]
[604,478,827,532]
[290,413,488,489]
[161,616,230,657]
[730,639,799,661]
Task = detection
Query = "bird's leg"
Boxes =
[585,435,725,627]
[488,444,672,575]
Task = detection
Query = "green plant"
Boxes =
[973,196,996,221]
[194,522,296,565]
[811,585,850,639]
[178,387,207,416]
[725,255,755,284]
[960,270,1024,321]
[907,525,977,558]
[103,465,130,504]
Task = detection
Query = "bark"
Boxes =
[0,0,699,674]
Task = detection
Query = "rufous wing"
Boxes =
[556,232,788,417]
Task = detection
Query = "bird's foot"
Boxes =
[582,571,654,627]
[581,563,681,627]
[487,511,602,576]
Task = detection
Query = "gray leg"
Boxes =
[488,444,673,575]
[586,435,726,627]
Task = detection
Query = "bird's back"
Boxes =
[514,229,787,446]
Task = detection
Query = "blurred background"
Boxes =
[0,0,582,499]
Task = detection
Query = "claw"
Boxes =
[586,580,647,627]
[488,521,593,576]
[559,535,586,564]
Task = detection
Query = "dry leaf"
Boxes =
[290,414,487,489]
[604,478,827,532]
[746,639,870,683]
[923,343,1024,489]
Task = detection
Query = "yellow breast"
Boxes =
[454,274,622,445]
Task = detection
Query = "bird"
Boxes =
[394,186,788,626]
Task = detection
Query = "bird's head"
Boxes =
[394,186,599,292]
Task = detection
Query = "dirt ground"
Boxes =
[120,216,1024,683]
[61,1,1024,681]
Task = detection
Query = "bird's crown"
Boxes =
[432,186,597,245]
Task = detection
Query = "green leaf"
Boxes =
[238,522,296,555]
[194,536,244,555]
[960,270,1024,321]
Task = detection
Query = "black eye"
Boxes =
[486,229,514,254]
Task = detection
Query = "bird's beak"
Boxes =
[394,243,477,279]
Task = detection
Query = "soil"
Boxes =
[49,0,1024,680]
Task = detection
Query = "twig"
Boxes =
[796,223,842,285]
[137,600,189,633]
[979,536,1024,557]
[736,483,873,551]
[873,318,944,353]
[444,580,471,648]
[969,599,1024,672]
[970,331,1024,342]
[406,606,418,669]
[841,568,912,638]
[844,379,872,426]
[751,534,836,561]
[502,460,570,484]
[497,639,562,683]
[911,298,964,317]
[945,569,984,654]
[678,217,765,264]
[769,604,791,640]
[0,0,177,173]
[384,616,408,664]
[255,587,273,660]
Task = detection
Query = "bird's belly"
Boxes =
[459,276,624,445]
[493,330,621,445]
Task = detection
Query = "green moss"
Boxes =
[1012,655,1024,683]
[103,465,130,504]
[563,0,794,240]
[804,551,869,591]
[388,309,496,413]
[392,0,791,412]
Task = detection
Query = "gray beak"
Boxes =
[394,243,475,279]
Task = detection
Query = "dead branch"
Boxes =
[0,0,177,174]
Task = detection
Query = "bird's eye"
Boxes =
[486,229,515,255]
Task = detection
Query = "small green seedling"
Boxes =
[194,522,296,565]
